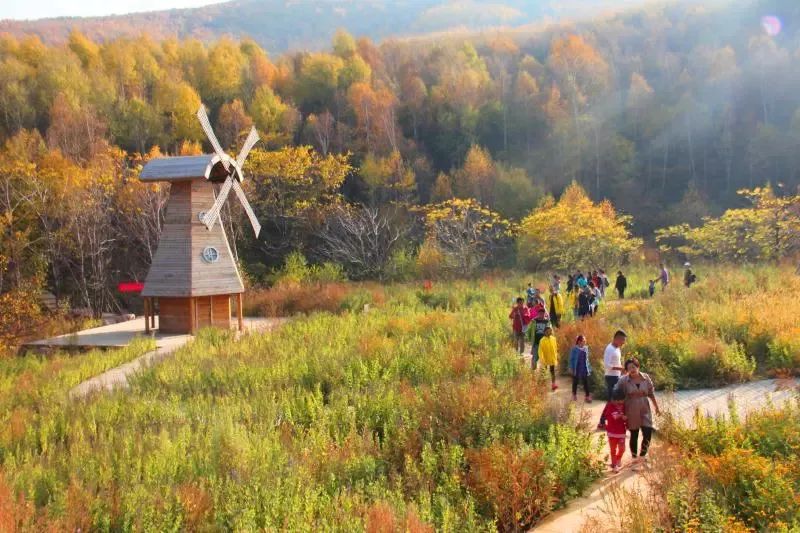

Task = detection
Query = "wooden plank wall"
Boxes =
[142,182,192,297]
[195,294,231,329]
[159,297,191,333]
[188,180,244,296]
[142,179,244,298]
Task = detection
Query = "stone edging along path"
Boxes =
[69,342,184,399]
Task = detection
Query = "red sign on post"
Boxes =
[117,282,144,294]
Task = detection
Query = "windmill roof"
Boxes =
[140,154,217,182]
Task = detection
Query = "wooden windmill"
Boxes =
[139,105,261,334]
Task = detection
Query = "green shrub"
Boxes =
[385,247,418,282]
[416,289,454,310]
[766,335,800,372]
[339,289,375,313]
[273,251,346,285]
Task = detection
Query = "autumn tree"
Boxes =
[421,198,515,276]
[453,145,496,205]
[203,38,246,104]
[359,150,416,204]
[517,182,641,270]
[656,185,800,262]
[216,99,254,150]
[46,92,107,161]
[114,97,163,154]
[153,80,203,147]
[307,111,335,155]
[348,82,398,153]
[548,34,609,192]
[249,86,299,146]
[243,146,351,264]
[293,53,344,113]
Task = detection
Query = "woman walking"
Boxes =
[615,357,661,468]
[569,335,592,402]
[538,326,559,391]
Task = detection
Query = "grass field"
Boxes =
[1,286,601,531]
[1,265,798,530]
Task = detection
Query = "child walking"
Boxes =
[569,335,592,402]
[509,297,530,355]
[602,387,628,472]
[527,308,551,367]
[538,326,559,391]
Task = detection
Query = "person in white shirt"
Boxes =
[597,330,627,430]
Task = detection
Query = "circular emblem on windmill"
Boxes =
[201,246,220,263]
[198,211,207,223]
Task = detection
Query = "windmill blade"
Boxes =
[196,105,230,171]
[236,127,260,170]
[201,176,234,230]
[232,179,262,238]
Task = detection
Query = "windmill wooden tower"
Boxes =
[139,106,261,334]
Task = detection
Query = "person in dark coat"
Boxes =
[615,271,627,299]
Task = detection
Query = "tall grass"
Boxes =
[0,288,602,531]
[1,264,797,530]
[554,265,799,395]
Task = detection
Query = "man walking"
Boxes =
[615,271,627,299]
[658,263,670,290]
[598,330,627,430]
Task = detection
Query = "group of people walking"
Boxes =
[510,267,674,474]
[598,330,661,472]
[566,269,608,318]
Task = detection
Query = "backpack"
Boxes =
[603,277,610,288]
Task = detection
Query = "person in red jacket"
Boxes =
[602,387,628,472]
[509,297,530,355]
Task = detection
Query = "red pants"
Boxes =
[608,436,625,466]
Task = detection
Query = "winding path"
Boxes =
[532,375,798,531]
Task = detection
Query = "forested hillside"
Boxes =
[2,0,800,323]
[0,0,669,55]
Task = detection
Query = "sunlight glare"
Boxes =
[761,15,782,37]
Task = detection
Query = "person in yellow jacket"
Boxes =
[538,326,559,391]
[567,286,578,319]
[548,286,565,328]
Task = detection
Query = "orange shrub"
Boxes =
[404,507,434,533]
[243,283,350,316]
[466,443,554,531]
[365,501,397,533]
[0,473,34,531]
[178,482,214,529]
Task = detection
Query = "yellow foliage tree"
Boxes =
[517,182,640,270]
[360,150,415,204]
[422,198,515,276]
[655,185,800,262]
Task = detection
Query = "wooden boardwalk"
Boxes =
[24,317,189,351]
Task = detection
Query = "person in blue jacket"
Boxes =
[569,334,593,402]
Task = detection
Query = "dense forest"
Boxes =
[2,0,800,327]
[1,0,665,55]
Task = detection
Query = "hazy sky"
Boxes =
[0,0,224,20]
